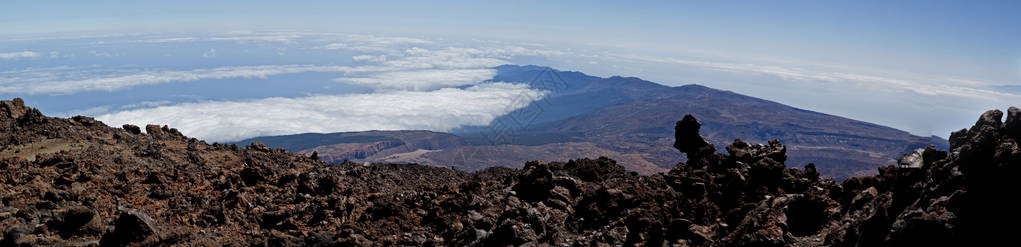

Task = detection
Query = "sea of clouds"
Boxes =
[1,31,1016,141]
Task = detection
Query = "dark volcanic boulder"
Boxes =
[897,145,947,168]
[674,114,716,160]
[122,124,142,135]
[100,209,158,246]
[0,98,29,120]
[50,206,103,237]
[1005,106,1021,137]
[513,161,556,201]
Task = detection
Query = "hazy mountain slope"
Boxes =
[234,130,466,163]
[529,83,947,178]
[239,65,946,179]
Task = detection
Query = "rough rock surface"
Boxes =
[0,98,1016,246]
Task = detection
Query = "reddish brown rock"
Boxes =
[0,98,1014,246]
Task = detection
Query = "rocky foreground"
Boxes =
[1,97,1018,246]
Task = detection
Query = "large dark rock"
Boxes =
[145,124,184,140]
[0,98,29,120]
[512,161,555,202]
[100,209,157,246]
[1005,106,1021,137]
[674,114,716,160]
[897,145,947,168]
[122,124,142,135]
[51,206,103,237]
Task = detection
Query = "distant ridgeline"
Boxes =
[235,65,947,179]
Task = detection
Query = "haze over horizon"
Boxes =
[2,1,1019,142]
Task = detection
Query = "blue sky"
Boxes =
[4,1,1017,79]
[1,1,1019,141]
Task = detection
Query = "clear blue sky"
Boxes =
[3,1,1018,83]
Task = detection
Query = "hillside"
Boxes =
[234,130,466,164]
[244,65,947,179]
[1,97,1015,246]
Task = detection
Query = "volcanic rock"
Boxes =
[122,124,141,135]
[51,206,103,237]
[0,98,29,119]
[0,98,1015,245]
[897,145,947,168]
[99,209,157,246]
[674,114,716,160]
[1005,106,1021,137]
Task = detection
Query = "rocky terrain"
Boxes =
[235,130,467,165]
[1,97,1016,246]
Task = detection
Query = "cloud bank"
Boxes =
[594,52,1021,100]
[0,51,38,59]
[5,31,1012,140]
[97,83,541,142]
[0,65,360,95]
[0,44,517,95]
[340,69,496,91]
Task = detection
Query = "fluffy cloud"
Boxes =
[600,52,1021,100]
[88,50,114,57]
[97,83,542,142]
[202,48,217,58]
[129,37,198,43]
[0,65,363,95]
[0,33,574,97]
[0,43,519,95]
[383,47,507,69]
[318,34,432,54]
[339,69,496,91]
[341,34,431,45]
[352,54,386,62]
[210,34,300,43]
[0,51,38,59]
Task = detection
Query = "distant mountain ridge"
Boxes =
[236,65,947,179]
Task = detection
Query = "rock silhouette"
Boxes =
[0,98,1016,245]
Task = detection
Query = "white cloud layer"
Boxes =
[0,65,361,95]
[0,40,520,95]
[352,54,386,62]
[319,34,433,54]
[340,69,496,91]
[97,83,541,142]
[6,31,1012,139]
[0,51,38,59]
[202,48,217,58]
[596,52,1021,100]
[209,34,300,43]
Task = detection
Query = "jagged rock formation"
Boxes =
[674,114,717,160]
[0,98,1016,246]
